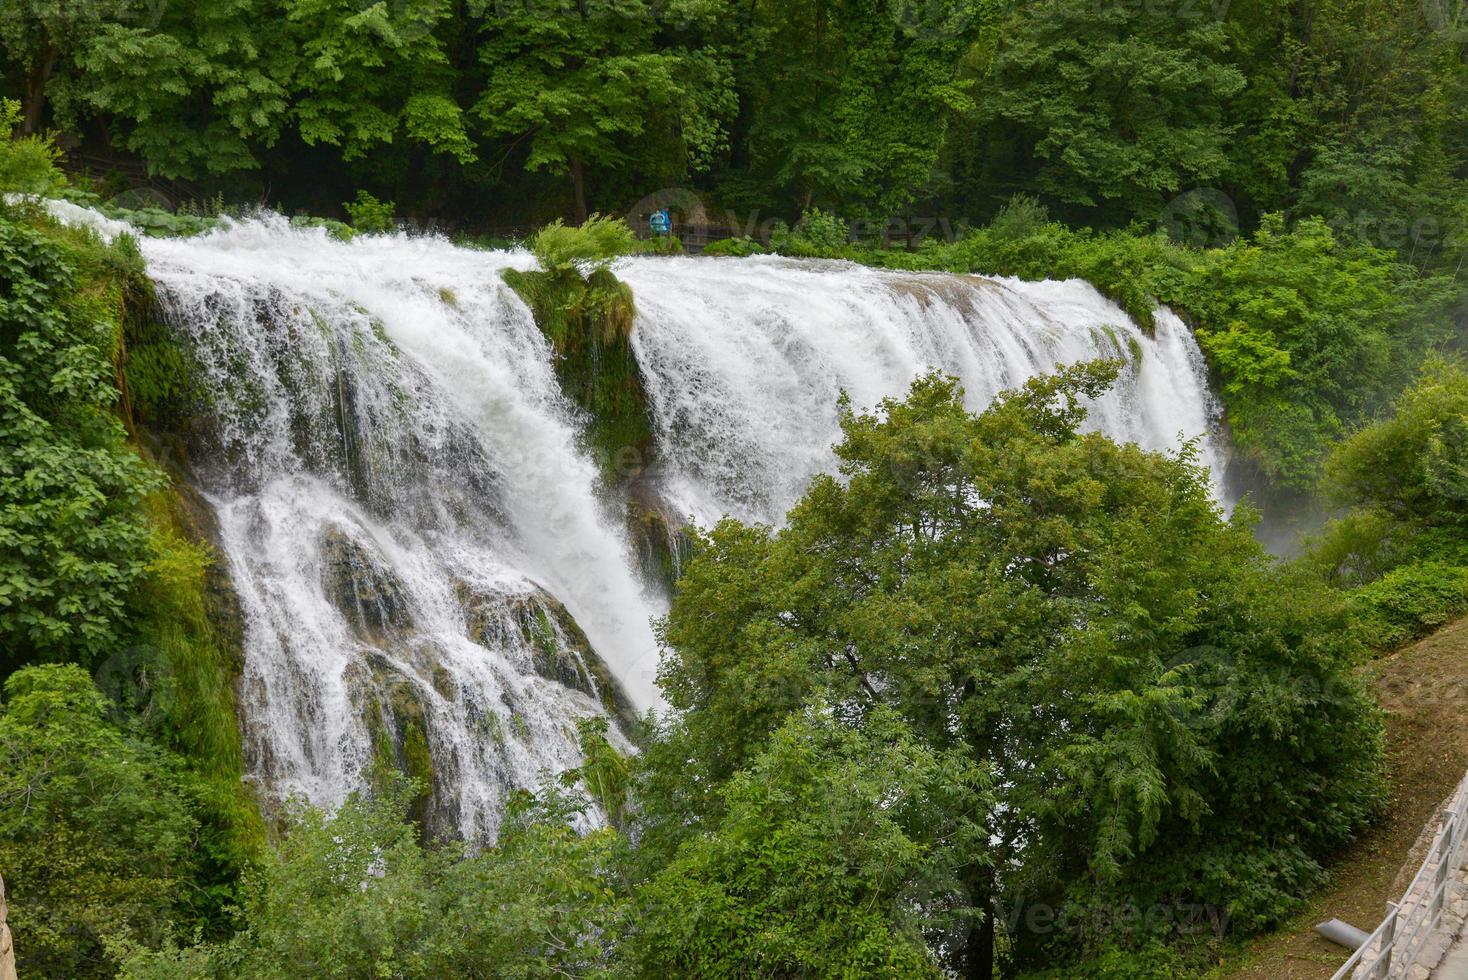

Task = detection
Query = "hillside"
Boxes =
[1216,619,1468,979]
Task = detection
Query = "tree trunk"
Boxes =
[23,47,59,136]
[963,868,995,980]
[570,158,588,224]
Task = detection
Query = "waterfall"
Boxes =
[51,205,1225,839]
[135,217,660,840]
[621,255,1226,528]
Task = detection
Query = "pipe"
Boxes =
[1316,918,1371,950]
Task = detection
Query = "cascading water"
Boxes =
[50,203,1226,840]
[132,217,663,840]
[621,255,1226,527]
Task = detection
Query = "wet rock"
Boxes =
[625,476,695,592]
[460,582,642,738]
[319,527,413,643]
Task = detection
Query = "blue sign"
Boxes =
[649,208,670,234]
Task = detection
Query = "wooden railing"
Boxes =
[1331,770,1468,979]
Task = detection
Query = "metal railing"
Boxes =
[1331,770,1468,979]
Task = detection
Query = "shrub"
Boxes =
[1349,561,1468,650]
[528,213,636,271]
[702,235,767,257]
[0,665,200,978]
[342,190,396,234]
[0,99,64,196]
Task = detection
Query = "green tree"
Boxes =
[0,664,199,979]
[1182,214,1452,485]
[473,1,734,221]
[973,0,1245,217]
[734,0,977,218]
[654,365,1384,974]
[630,702,989,978]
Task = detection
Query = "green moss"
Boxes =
[363,669,436,833]
[503,220,656,486]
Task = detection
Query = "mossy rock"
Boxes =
[356,654,438,834]
[502,265,656,488]
[319,526,413,643]
[625,476,695,591]
[458,580,641,739]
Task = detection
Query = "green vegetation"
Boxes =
[1308,361,1468,650]
[0,665,200,978]
[0,145,256,974]
[342,190,395,234]
[99,368,1389,978]
[1,0,1466,974]
[502,216,653,480]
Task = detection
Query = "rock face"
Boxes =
[0,871,16,980]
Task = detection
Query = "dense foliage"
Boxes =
[1308,361,1468,648]
[92,369,1386,978]
[0,142,257,975]
[0,665,199,978]
[1,0,1465,974]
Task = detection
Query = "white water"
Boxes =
[136,217,661,839]
[623,255,1225,527]
[54,205,1225,838]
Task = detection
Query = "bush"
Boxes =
[342,190,395,234]
[0,99,64,196]
[770,207,851,256]
[0,215,160,671]
[0,665,200,978]
[528,213,636,271]
[702,235,766,257]
[1349,561,1468,650]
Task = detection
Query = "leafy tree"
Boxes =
[283,0,474,166]
[0,0,154,133]
[974,0,1245,217]
[735,0,977,217]
[0,664,199,979]
[1182,214,1453,485]
[629,702,989,978]
[654,365,1384,974]
[473,0,733,220]
[74,0,291,178]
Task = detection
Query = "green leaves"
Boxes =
[0,217,158,671]
[0,664,200,978]
[654,365,1384,971]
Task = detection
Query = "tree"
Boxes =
[655,365,1384,974]
[974,0,1246,218]
[473,0,734,221]
[0,664,199,979]
[734,0,976,218]
[629,703,989,978]
[0,0,152,133]
[1182,214,1454,485]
